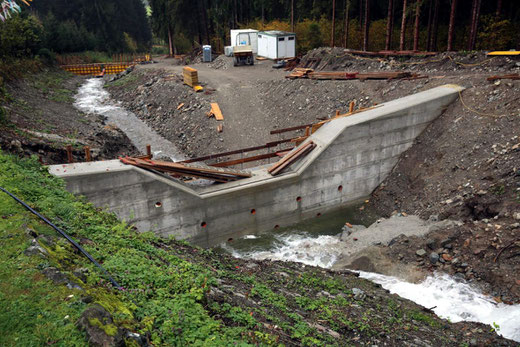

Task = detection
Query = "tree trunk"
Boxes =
[471,0,481,50]
[447,0,457,51]
[413,0,421,51]
[168,25,174,57]
[234,0,238,28]
[261,0,264,27]
[291,0,294,32]
[363,0,370,51]
[399,0,407,51]
[431,0,439,51]
[344,0,350,48]
[385,0,394,50]
[496,0,502,17]
[331,0,336,47]
[201,0,210,45]
[359,0,363,32]
[426,0,433,51]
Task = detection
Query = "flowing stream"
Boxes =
[220,209,520,342]
[74,78,184,161]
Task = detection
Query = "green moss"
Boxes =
[88,318,118,336]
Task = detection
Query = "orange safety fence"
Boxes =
[60,63,135,76]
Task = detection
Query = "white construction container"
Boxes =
[230,29,259,54]
[257,31,296,60]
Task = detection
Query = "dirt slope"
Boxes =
[0,68,137,164]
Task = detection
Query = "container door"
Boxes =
[287,36,296,57]
[277,37,286,58]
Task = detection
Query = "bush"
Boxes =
[36,48,55,65]
[0,14,43,59]
[477,15,516,50]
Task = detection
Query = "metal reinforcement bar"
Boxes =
[0,186,122,289]
[179,138,296,164]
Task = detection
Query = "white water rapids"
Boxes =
[224,232,520,342]
[74,78,184,161]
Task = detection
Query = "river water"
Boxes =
[220,208,520,342]
[74,78,184,161]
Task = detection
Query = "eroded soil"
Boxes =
[0,68,137,164]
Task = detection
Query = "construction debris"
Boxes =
[120,157,251,183]
[183,66,199,87]
[268,141,316,176]
[286,68,427,81]
[177,103,185,110]
[207,103,224,120]
[487,74,520,81]
[217,124,223,133]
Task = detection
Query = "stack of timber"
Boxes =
[268,141,316,176]
[120,157,251,183]
[183,67,199,87]
[286,69,427,81]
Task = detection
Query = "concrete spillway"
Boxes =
[50,84,463,247]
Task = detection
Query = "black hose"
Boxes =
[0,186,122,290]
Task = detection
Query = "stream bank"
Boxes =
[220,211,520,342]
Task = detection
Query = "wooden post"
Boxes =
[146,144,152,158]
[349,101,355,112]
[66,145,73,163]
[84,146,92,162]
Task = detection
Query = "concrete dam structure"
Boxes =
[50,85,463,247]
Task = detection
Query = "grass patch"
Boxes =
[105,73,139,89]
[0,152,256,345]
[29,70,75,104]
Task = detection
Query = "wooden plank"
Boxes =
[121,157,251,182]
[269,142,316,176]
[268,141,314,174]
[487,74,520,81]
[210,103,224,121]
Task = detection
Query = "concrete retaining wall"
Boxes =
[50,85,463,247]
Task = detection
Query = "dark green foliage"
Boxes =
[307,23,324,50]
[31,0,152,53]
[0,14,42,59]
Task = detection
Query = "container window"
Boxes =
[278,37,285,41]
[288,37,295,41]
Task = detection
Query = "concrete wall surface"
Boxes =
[49,84,463,247]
